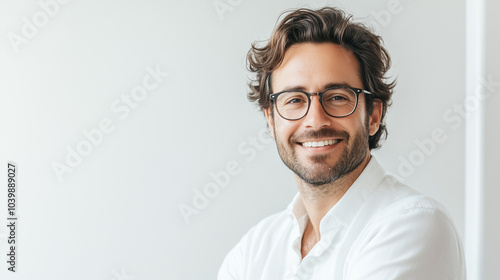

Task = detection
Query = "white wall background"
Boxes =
[0,0,492,279]
[483,0,500,276]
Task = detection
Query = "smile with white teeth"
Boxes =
[301,139,340,148]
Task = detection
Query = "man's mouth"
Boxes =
[300,139,341,148]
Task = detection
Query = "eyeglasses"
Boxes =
[269,86,373,120]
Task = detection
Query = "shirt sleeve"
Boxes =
[345,206,466,280]
[217,234,247,280]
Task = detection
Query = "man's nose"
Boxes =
[302,96,332,128]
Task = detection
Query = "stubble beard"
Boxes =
[274,124,370,187]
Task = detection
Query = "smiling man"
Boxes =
[218,7,465,280]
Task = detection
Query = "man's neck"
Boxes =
[296,153,372,241]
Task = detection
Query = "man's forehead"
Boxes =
[272,42,362,91]
[283,42,357,63]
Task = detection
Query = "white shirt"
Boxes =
[218,157,466,280]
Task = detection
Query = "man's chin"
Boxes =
[294,166,341,186]
[297,174,339,186]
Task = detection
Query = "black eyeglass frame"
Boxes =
[269,86,373,120]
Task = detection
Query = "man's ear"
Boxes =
[264,108,275,139]
[369,100,383,136]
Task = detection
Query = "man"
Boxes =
[218,7,465,280]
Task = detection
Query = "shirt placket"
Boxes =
[285,223,303,279]
[293,227,342,279]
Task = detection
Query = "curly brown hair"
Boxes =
[247,7,395,150]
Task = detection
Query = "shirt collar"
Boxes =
[286,156,386,234]
[287,192,309,236]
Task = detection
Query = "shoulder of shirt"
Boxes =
[369,174,456,226]
[218,209,294,278]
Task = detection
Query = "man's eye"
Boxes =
[328,95,347,101]
[287,98,304,104]
[324,93,354,105]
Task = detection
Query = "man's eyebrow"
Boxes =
[279,82,352,92]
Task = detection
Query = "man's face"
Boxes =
[265,43,382,186]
